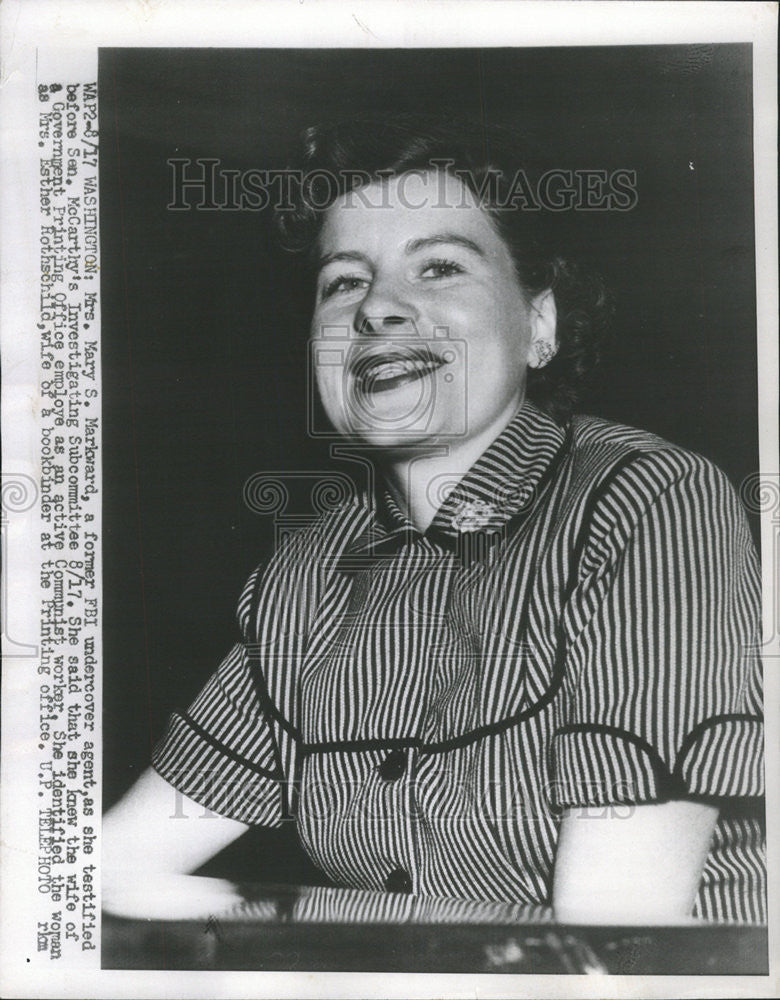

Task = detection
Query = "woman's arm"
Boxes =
[552,799,718,924]
[103,767,251,918]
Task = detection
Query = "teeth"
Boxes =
[365,357,439,381]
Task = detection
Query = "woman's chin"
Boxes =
[345,423,447,453]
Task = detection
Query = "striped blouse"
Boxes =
[152,401,766,922]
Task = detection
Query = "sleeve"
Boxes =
[151,564,286,826]
[550,451,764,809]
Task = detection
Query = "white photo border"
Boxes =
[1,2,777,998]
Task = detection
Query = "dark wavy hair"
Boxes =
[274,115,612,424]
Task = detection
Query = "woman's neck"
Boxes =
[380,403,523,533]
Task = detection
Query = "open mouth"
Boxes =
[350,346,450,395]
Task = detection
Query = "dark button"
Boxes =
[384,867,412,894]
[377,749,406,781]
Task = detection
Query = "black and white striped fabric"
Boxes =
[153,401,765,923]
[219,884,553,925]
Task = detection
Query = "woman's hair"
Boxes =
[274,115,612,424]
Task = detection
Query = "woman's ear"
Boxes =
[527,289,558,369]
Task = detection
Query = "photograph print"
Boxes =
[99,44,767,975]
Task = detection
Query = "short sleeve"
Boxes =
[550,452,764,809]
[151,565,286,826]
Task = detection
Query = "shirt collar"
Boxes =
[345,400,568,557]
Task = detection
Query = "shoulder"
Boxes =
[567,414,750,549]
[235,490,373,636]
[570,413,738,502]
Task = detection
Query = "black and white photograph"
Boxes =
[99,41,769,972]
[1,2,777,997]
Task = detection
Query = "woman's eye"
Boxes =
[420,259,464,279]
[321,275,370,300]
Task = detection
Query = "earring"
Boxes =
[533,341,557,368]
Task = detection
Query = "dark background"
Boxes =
[100,46,758,882]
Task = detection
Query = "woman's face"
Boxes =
[311,170,554,451]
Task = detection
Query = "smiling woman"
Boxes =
[103,115,765,928]
[280,117,612,428]
[310,170,557,529]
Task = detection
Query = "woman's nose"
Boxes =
[355,313,410,336]
[353,279,418,337]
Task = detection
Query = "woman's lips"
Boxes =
[351,347,448,395]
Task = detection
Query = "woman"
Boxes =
[104,118,765,924]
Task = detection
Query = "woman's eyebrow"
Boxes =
[405,234,486,257]
[315,234,485,273]
[316,250,372,273]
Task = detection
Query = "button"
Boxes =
[377,749,406,781]
[384,867,412,894]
